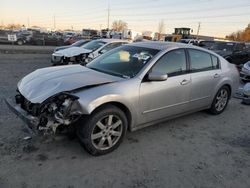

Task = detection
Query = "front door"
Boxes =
[139,49,191,124]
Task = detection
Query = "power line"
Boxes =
[112,4,250,17]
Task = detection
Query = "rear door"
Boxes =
[188,49,222,110]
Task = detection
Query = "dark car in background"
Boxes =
[0,30,29,45]
[210,42,250,65]
[246,43,250,50]
[30,31,64,46]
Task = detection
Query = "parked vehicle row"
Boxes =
[5,41,239,155]
[0,30,32,45]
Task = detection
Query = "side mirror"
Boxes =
[147,72,168,81]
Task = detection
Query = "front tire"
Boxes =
[77,105,128,156]
[17,40,23,45]
[209,86,230,115]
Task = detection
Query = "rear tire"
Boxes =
[209,86,230,115]
[77,105,128,156]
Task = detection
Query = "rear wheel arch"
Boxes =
[223,84,232,98]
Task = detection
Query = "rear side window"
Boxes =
[211,55,220,69]
[151,49,187,77]
[188,49,213,72]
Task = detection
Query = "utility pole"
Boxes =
[27,17,30,28]
[196,22,201,39]
[107,1,110,30]
[53,15,56,30]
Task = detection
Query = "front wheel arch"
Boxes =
[89,102,132,131]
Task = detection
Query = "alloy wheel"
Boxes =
[215,89,228,112]
[91,115,123,150]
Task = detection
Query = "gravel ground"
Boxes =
[0,52,250,188]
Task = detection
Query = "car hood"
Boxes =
[54,46,69,52]
[18,65,123,103]
[53,46,92,57]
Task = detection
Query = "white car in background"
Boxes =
[51,39,128,65]
[240,61,250,82]
[179,39,199,45]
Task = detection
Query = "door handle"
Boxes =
[180,79,190,85]
[214,73,221,78]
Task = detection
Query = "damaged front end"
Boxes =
[5,91,82,135]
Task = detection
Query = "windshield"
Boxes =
[82,40,106,51]
[179,40,188,44]
[86,45,159,78]
[71,40,88,47]
[211,42,234,51]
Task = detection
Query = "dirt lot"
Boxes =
[0,48,250,188]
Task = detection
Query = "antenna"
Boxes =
[27,17,30,28]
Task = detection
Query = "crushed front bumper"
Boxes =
[4,98,39,134]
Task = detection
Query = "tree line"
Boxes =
[226,23,250,42]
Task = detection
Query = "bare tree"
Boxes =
[226,23,250,42]
[112,20,128,32]
[158,20,165,40]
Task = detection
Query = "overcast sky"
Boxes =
[1,0,250,37]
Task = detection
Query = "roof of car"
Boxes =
[127,41,201,51]
[95,38,129,43]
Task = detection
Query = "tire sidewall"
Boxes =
[77,105,128,156]
[17,40,23,45]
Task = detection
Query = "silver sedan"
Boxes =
[5,42,239,155]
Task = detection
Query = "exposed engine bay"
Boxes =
[15,91,82,134]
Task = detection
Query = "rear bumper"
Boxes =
[4,98,39,134]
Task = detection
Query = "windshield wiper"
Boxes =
[87,67,130,79]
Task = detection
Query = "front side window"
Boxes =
[188,49,213,72]
[151,49,187,77]
[86,46,159,78]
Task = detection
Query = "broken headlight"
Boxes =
[38,93,81,132]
